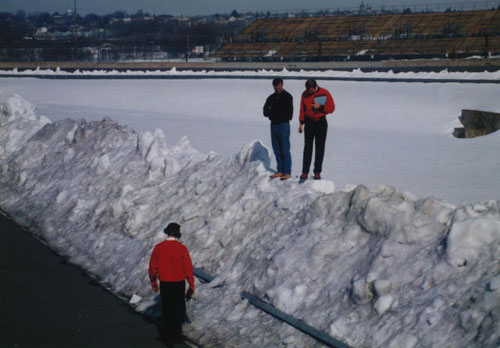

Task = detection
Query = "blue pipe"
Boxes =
[193,268,215,283]
[241,292,353,348]
[192,267,352,348]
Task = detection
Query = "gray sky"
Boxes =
[0,0,494,16]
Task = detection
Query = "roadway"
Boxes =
[0,212,193,348]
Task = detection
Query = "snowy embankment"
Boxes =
[2,66,500,81]
[1,95,499,348]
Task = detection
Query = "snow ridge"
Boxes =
[1,66,500,80]
[0,95,499,348]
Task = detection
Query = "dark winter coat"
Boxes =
[263,90,293,124]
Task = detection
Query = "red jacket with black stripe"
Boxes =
[149,238,195,290]
[299,87,335,124]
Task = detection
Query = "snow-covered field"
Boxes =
[0,71,499,348]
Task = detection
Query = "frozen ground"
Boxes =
[0,71,499,348]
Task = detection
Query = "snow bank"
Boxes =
[1,66,500,81]
[1,95,499,348]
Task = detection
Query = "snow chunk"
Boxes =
[129,294,142,305]
[374,279,392,296]
[236,140,271,169]
[95,154,111,173]
[351,278,373,305]
[446,218,500,267]
[374,295,393,315]
[0,95,51,158]
[309,179,335,194]
[2,94,37,121]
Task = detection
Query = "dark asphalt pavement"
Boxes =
[0,212,192,348]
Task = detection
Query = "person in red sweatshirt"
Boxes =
[298,79,335,180]
[149,222,194,345]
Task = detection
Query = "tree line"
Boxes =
[0,10,250,61]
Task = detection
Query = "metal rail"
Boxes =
[193,268,353,348]
[193,268,215,283]
[241,292,353,348]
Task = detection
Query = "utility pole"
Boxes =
[186,33,189,62]
[73,0,78,60]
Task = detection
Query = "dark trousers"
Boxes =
[302,117,328,174]
[160,280,186,343]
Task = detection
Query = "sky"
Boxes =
[0,0,485,16]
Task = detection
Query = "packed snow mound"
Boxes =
[0,95,50,156]
[1,95,499,348]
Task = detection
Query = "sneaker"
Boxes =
[269,172,282,179]
[314,173,321,180]
[280,174,291,181]
[299,173,308,180]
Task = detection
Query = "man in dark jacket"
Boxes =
[149,223,194,345]
[263,78,294,180]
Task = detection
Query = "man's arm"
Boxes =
[183,248,195,294]
[323,90,335,114]
[263,95,273,118]
[148,246,159,292]
[286,92,293,121]
[298,96,306,133]
[299,96,306,124]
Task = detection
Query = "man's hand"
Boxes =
[298,124,303,133]
[151,281,158,293]
[185,288,194,301]
[312,102,321,110]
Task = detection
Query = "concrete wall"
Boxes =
[1,58,500,72]
[454,109,500,138]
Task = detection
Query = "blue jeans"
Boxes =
[271,122,291,175]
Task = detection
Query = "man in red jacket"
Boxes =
[149,223,194,345]
[298,79,335,180]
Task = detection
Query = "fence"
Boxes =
[216,9,500,61]
[261,1,500,18]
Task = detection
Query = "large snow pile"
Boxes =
[1,95,499,348]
